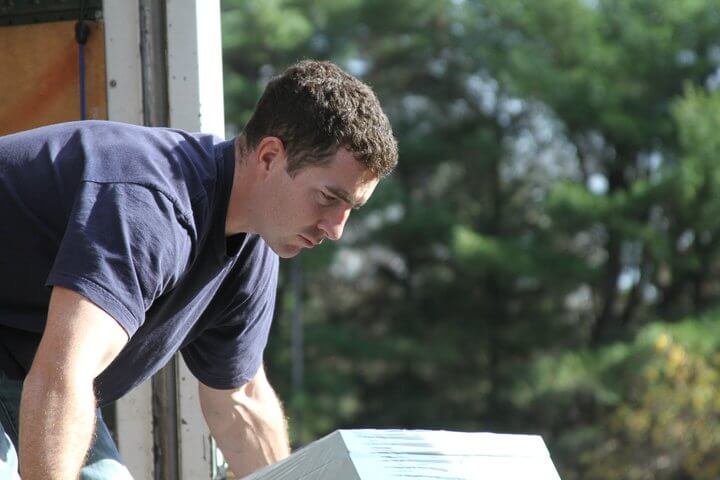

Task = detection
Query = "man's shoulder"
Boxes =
[73,121,226,206]
[3,120,221,164]
[76,120,219,154]
[9,119,186,140]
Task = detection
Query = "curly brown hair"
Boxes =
[240,60,398,178]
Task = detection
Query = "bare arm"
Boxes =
[19,287,128,479]
[199,365,290,477]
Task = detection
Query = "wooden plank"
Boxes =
[245,429,563,480]
[0,20,107,136]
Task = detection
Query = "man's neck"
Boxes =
[225,137,255,236]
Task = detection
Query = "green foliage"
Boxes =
[222,0,720,477]
[453,225,593,282]
[514,315,720,479]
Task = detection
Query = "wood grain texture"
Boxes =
[0,20,108,136]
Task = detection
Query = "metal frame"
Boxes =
[0,0,103,26]
[103,2,156,476]
[167,2,225,477]
[105,0,225,478]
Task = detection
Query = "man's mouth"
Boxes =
[298,234,316,247]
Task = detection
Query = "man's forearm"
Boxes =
[216,387,290,476]
[201,371,291,477]
[19,370,96,479]
[17,287,128,479]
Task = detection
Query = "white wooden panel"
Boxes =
[246,429,563,480]
[166,1,226,477]
[115,380,154,480]
[178,356,214,478]
[107,1,225,477]
[103,0,143,124]
[104,1,152,478]
[166,0,225,136]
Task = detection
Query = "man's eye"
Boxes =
[319,192,336,205]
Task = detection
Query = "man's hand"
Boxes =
[19,287,128,479]
[199,365,290,477]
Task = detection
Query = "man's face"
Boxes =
[257,148,380,258]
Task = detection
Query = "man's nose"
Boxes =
[319,207,351,241]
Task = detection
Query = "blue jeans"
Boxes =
[0,372,132,479]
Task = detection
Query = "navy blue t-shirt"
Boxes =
[0,120,278,405]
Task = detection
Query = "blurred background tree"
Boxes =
[221,0,720,477]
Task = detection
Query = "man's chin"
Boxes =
[269,242,302,259]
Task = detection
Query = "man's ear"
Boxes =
[255,137,287,175]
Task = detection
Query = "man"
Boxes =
[0,60,398,479]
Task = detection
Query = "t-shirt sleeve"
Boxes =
[47,181,193,337]
[181,249,278,389]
